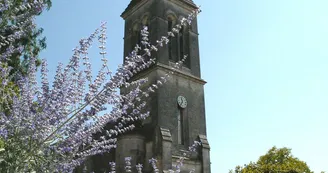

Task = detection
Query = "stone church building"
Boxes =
[83,0,211,172]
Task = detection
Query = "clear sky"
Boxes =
[37,0,328,172]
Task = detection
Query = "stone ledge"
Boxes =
[198,134,210,149]
[160,127,173,142]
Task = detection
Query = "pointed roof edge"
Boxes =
[121,0,198,19]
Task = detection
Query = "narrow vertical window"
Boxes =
[141,16,150,60]
[137,31,141,46]
[184,26,191,68]
[168,18,173,60]
[177,108,184,145]
[131,23,139,51]
[179,26,184,61]
[141,16,150,46]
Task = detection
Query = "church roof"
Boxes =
[121,0,197,18]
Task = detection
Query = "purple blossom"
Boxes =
[0,129,8,139]
[0,6,202,173]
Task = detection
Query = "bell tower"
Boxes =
[88,0,211,172]
[119,0,211,172]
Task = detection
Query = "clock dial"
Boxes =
[177,95,187,108]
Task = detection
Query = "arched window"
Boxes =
[141,15,150,60]
[177,22,190,68]
[141,15,150,45]
[131,22,140,51]
[142,15,149,28]
[167,14,178,62]
[167,15,190,68]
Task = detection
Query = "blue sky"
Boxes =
[37,0,328,172]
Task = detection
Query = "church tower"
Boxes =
[88,0,211,172]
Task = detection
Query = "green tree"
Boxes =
[0,1,52,111]
[229,146,314,173]
[0,0,52,76]
[0,1,51,154]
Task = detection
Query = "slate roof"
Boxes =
[121,0,197,17]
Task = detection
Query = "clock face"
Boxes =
[177,95,187,108]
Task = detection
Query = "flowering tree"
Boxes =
[0,1,202,172]
[0,0,50,116]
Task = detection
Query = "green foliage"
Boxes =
[0,79,19,114]
[0,0,52,112]
[0,64,19,115]
[0,1,51,169]
[229,146,314,173]
[0,139,4,149]
[0,0,52,76]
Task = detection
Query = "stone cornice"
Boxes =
[121,0,198,19]
[121,0,150,19]
[157,62,206,85]
[167,0,198,12]
[126,62,206,85]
